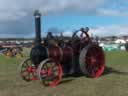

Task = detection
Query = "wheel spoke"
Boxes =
[26,60,32,66]
[21,71,28,77]
[30,72,37,80]
[91,47,96,56]
[27,73,31,80]
[87,65,96,76]
[95,52,101,57]
[21,70,28,74]
[22,63,28,68]
[86,56,92,60]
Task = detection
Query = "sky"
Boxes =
[0,0,128,38]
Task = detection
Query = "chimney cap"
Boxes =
[34,10,41,17]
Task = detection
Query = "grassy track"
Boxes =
[0,51,128,96]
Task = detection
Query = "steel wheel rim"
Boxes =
[85,46,105,78]
[16,53,23,58]
[38,59,62,87]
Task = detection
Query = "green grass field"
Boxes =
[0,50,128,96]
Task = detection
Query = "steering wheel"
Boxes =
[72,27,90,43]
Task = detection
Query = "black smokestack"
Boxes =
[30,10,47,66]
[34,10,41,44]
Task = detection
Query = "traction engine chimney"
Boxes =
[30,10,47,66]
[34,10,41,45]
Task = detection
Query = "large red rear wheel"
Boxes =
[37,59,62,87]
[79,44,105,78]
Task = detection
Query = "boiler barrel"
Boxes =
[47,46,63,62]
[46,46,73,63]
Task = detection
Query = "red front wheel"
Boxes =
[19,58,37,81]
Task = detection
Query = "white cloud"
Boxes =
[63,31,73,37]
[0,0,105,38]
[0,0,128,38]
[0,0,105,21]
[97,9,128,16]
[91,25,128,37]
[62,25,128,37]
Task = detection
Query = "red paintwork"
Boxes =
[48,46,63,62]
[48,46,73,63]
[49,63,62,87]
[62,46,73,62]
[85,46,105,78]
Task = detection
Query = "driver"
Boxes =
[47,32,54,39]
[80,27,90,43]
[46,32,57,47]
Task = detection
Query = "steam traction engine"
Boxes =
[19,10,105,87]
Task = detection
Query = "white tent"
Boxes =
[115,39,126,44]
